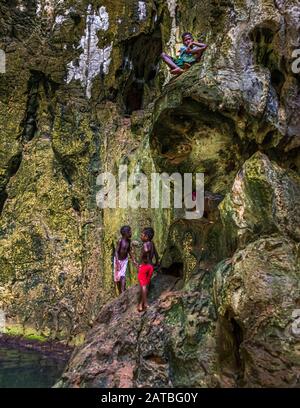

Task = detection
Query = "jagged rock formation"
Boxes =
[0,0,299,387]
[57,273,219,388]
[59,152,300,388]
[0,0,168,339]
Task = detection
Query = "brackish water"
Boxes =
[0,345,67,388]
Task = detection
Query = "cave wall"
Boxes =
[0,0,299,369]
[54,0,300,388]
[0,0,173,340]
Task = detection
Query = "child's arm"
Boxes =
[129,248,139,269]
[187,43,207,61]
[153,243,160,268]
[192,41,207,49]
[115,240,122,270]
[178,45,186,57]
[186,41,207,53]
[188,42,207,56]
[143,242,152,254]
[148,265,154,281]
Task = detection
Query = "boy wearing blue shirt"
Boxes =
[161,32,207,75]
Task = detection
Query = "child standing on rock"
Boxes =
[114,225,136,295]
[137,227,160,312]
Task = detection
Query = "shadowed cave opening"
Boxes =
[21,70,59,143]
[20,70,59,143]
[250,26,285,97]
[71,197,81,213]
[271,69,285,95]
[117,23,162,115]
[0,190,8,216]
[20,71,40,143]
[218,311,245,384]
[161,262,184,278]
[230,317,244,374]
[0,152,22,216]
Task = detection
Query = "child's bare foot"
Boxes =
[137,304,143,312]
[170,67,184,75]
[183,63,191,70]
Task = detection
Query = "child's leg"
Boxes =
[161,52,181,71]
[116,281,121,295]
[120,276,126,293]
[170,67,184,75]
[142,286,148,309]
[183,63,192,70]
[138,286,143,312]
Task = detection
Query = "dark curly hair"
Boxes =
[120,225,131,235]
[143,227,154,241]
[182,32,194,40]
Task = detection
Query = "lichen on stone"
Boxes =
[66,4,112,99]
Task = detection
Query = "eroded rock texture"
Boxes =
[0,0,299,388]
[59,152,300,388]
[0,0,168,340]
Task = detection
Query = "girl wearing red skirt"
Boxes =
[137,253,154,312]
[137,227,159,312]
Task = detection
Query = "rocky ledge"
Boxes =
[58,153,300,388]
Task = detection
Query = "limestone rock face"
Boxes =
[150,0,300,193]
[214,235,300,387]
[0,0,168,339]
[60,155,300,388]
[0,0,299,388]
[220,151,300,248]
[57,273,220,388]
[59,231,300,388]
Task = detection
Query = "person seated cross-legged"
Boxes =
[161,32,207,76]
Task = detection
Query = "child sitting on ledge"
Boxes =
[161,32,207,75]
